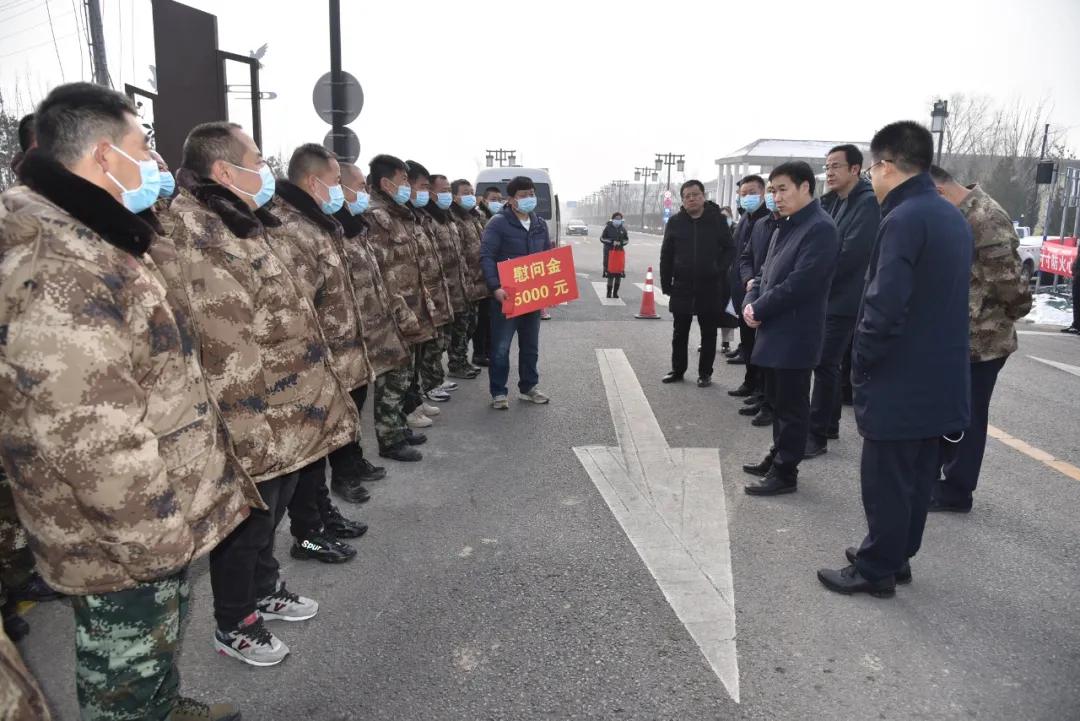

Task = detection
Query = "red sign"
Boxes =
[497,246,579,318]
[1039,240,1077,278]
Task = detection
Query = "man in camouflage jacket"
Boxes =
[450,178,491,374]
[167,121,358,669]
[269,144,376,564]
[0,84,254,721]
[931,167,1033,513]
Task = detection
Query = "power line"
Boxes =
[69,0,85,79]
[0,10,73,44]
[0,0,39,18]
[0,31,77,61]
[45,0,68,80]
[0,1,45,24]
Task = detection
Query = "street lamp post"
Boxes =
[634,165,659,231]
[611,180,629,215]
[485,148,517,168]
[930,100,949,167]
[655,152,686,194]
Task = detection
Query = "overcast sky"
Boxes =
[2,0,1079,201]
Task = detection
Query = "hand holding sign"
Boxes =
[497,246,579,318]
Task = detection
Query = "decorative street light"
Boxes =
[485,148,517,168]
[931,100,949,166]
[634,165,659,231]
[655,152,686,193]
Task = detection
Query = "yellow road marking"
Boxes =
[988,425,1080,482]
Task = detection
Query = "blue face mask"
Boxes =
[488,200,504,214]
[740,194,762,213]
[435,192,453,210]
[612,218,623,227]
[229,163,276,209]
[392,182,412,205]
[411,190,430,208]
[344,186,370,215]
[105,145,161,214]
[516,196,537,214]
[316,178,345,215]
[458,195,477,210]
[764,193,777,213]
[158,170,176,198]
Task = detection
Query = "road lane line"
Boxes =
[1028,355,1080,378]
[633,283,669,306]
[1018,330,1077,337]
[591,282,626,306]
[987,425,1080,482]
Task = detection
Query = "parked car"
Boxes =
[566,219,588,236]
[1018,235,1040,285]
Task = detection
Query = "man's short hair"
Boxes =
[288,143,335,183]
[929,165,955,184]
[430,173,448,185]
[680,179,705,197]
[828,144,864,169]
[507,176,534,197]
[34,82,137,166]
[870,121,934,174]
[450,178,472,195]
[17,114,35,152]
[181,121,245,177]
[482,185,502,199]
[769,161,816,196]
[739,174,765,191]
[405,160,430,184]
[369,153,408,190]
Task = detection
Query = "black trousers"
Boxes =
[737,314,759,389]
[672,312,718,377]
[323,385,369,510]
[286,457,329,541]
[763,367,812,473]
[934,356,1006,507]
[209,470,299,631]
[473,298,492,357]
[809,315,856,443]
[839,341,854,404]
[854,437,939,582]
[606,276,622,295]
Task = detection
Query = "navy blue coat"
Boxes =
[480,204,552,291]
[744,199,839,369]
[729,205,770,307]
[820,178,880,317]
[738,213,779,289]
[852,173,972,441]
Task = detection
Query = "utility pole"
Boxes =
[86,0,111,87]
[611,180,629,214]
[634,165,658,231]
[328,0,345,158]
[655,152,685,194]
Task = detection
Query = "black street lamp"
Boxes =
[931,100,949,166]
[655,152,686,193]
[634,165,659,231]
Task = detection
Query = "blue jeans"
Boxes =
[489,299,541,397]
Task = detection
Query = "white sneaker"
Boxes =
[520,387,550,404]
[214,613,290,667]
[256,582,318,622]
[491,395,509,410]
[437,381,459,393]
[421,402,441,417]
[406,409,433,428]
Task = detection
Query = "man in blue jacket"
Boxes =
[818,121,972,598]
[480,176,552,409]
[805,145,880,458]
[742,161,839,496]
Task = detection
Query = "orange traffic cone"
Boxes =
[635,266,662,319]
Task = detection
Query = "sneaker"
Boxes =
[438,381,459,392]
[421,401,441,417]
[520,387,550,404]
[1061,325,1080,335]
[406,409,433,428]
[424,389,451,403]
[290,533,356,564]
[172,696,242,721]
[256,582,318,622]
[492,395,509,410]
[330,476,371,504]
[214,613,289,667]
[540,310,552,320]
[322,504,369,539]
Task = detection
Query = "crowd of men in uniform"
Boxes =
[0,81,550,720]
[659,121,1032,598]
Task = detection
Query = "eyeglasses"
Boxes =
[682,191,704,200]
[823,163,851,172]
[866,158,894,174]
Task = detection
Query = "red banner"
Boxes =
[497,246,579,318]
[1040,240,1077,278]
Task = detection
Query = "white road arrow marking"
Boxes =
[1028,355,1080,378]
[573,349,739,702]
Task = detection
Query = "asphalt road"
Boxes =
[20,230,1080,720]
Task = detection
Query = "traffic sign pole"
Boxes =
[329,0,345,158]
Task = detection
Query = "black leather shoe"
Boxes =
[725,355,746,365]
[804,438,827,459]
[927,497,972,513]
[817,565,895,598]
[826,430,840,440]
[697,376,712,388]
[290,533,356,564]
[661,371,684,384]
[322,503,369,539]
[379,442,423,462]
[743,394,762,405]
[472,355,490,367]
[356,457,386,482]
[330,477,371,504]
[751,409,774,427]
[844,547,911,584]
[8,573,63,603]
[724,347,742,359]
[742,453,775,477]
[404,429,427,446]
[744,466,797,496]
[727,383,754,397]
[1060,325,1080,334]
[738,404,761,416]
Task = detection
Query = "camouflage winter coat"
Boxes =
[411,208,454,327]
[451,204,491,302]
[270,182,375,391]
[334,209,412,377]
[421,208,469,314]
[166,175,358,482]
[0,625,49,721]
[957,185,1033,362]
[366,193,437,345]
[0,156,254,595]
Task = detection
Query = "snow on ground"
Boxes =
[1025,291,1074,326]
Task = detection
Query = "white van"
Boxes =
[475,166,561,246]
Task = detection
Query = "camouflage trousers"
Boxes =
[72,570,189,721]
[419,326,451,391]
[0,468,34,591]
[374,356,415,450]
[448,303,479,372]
